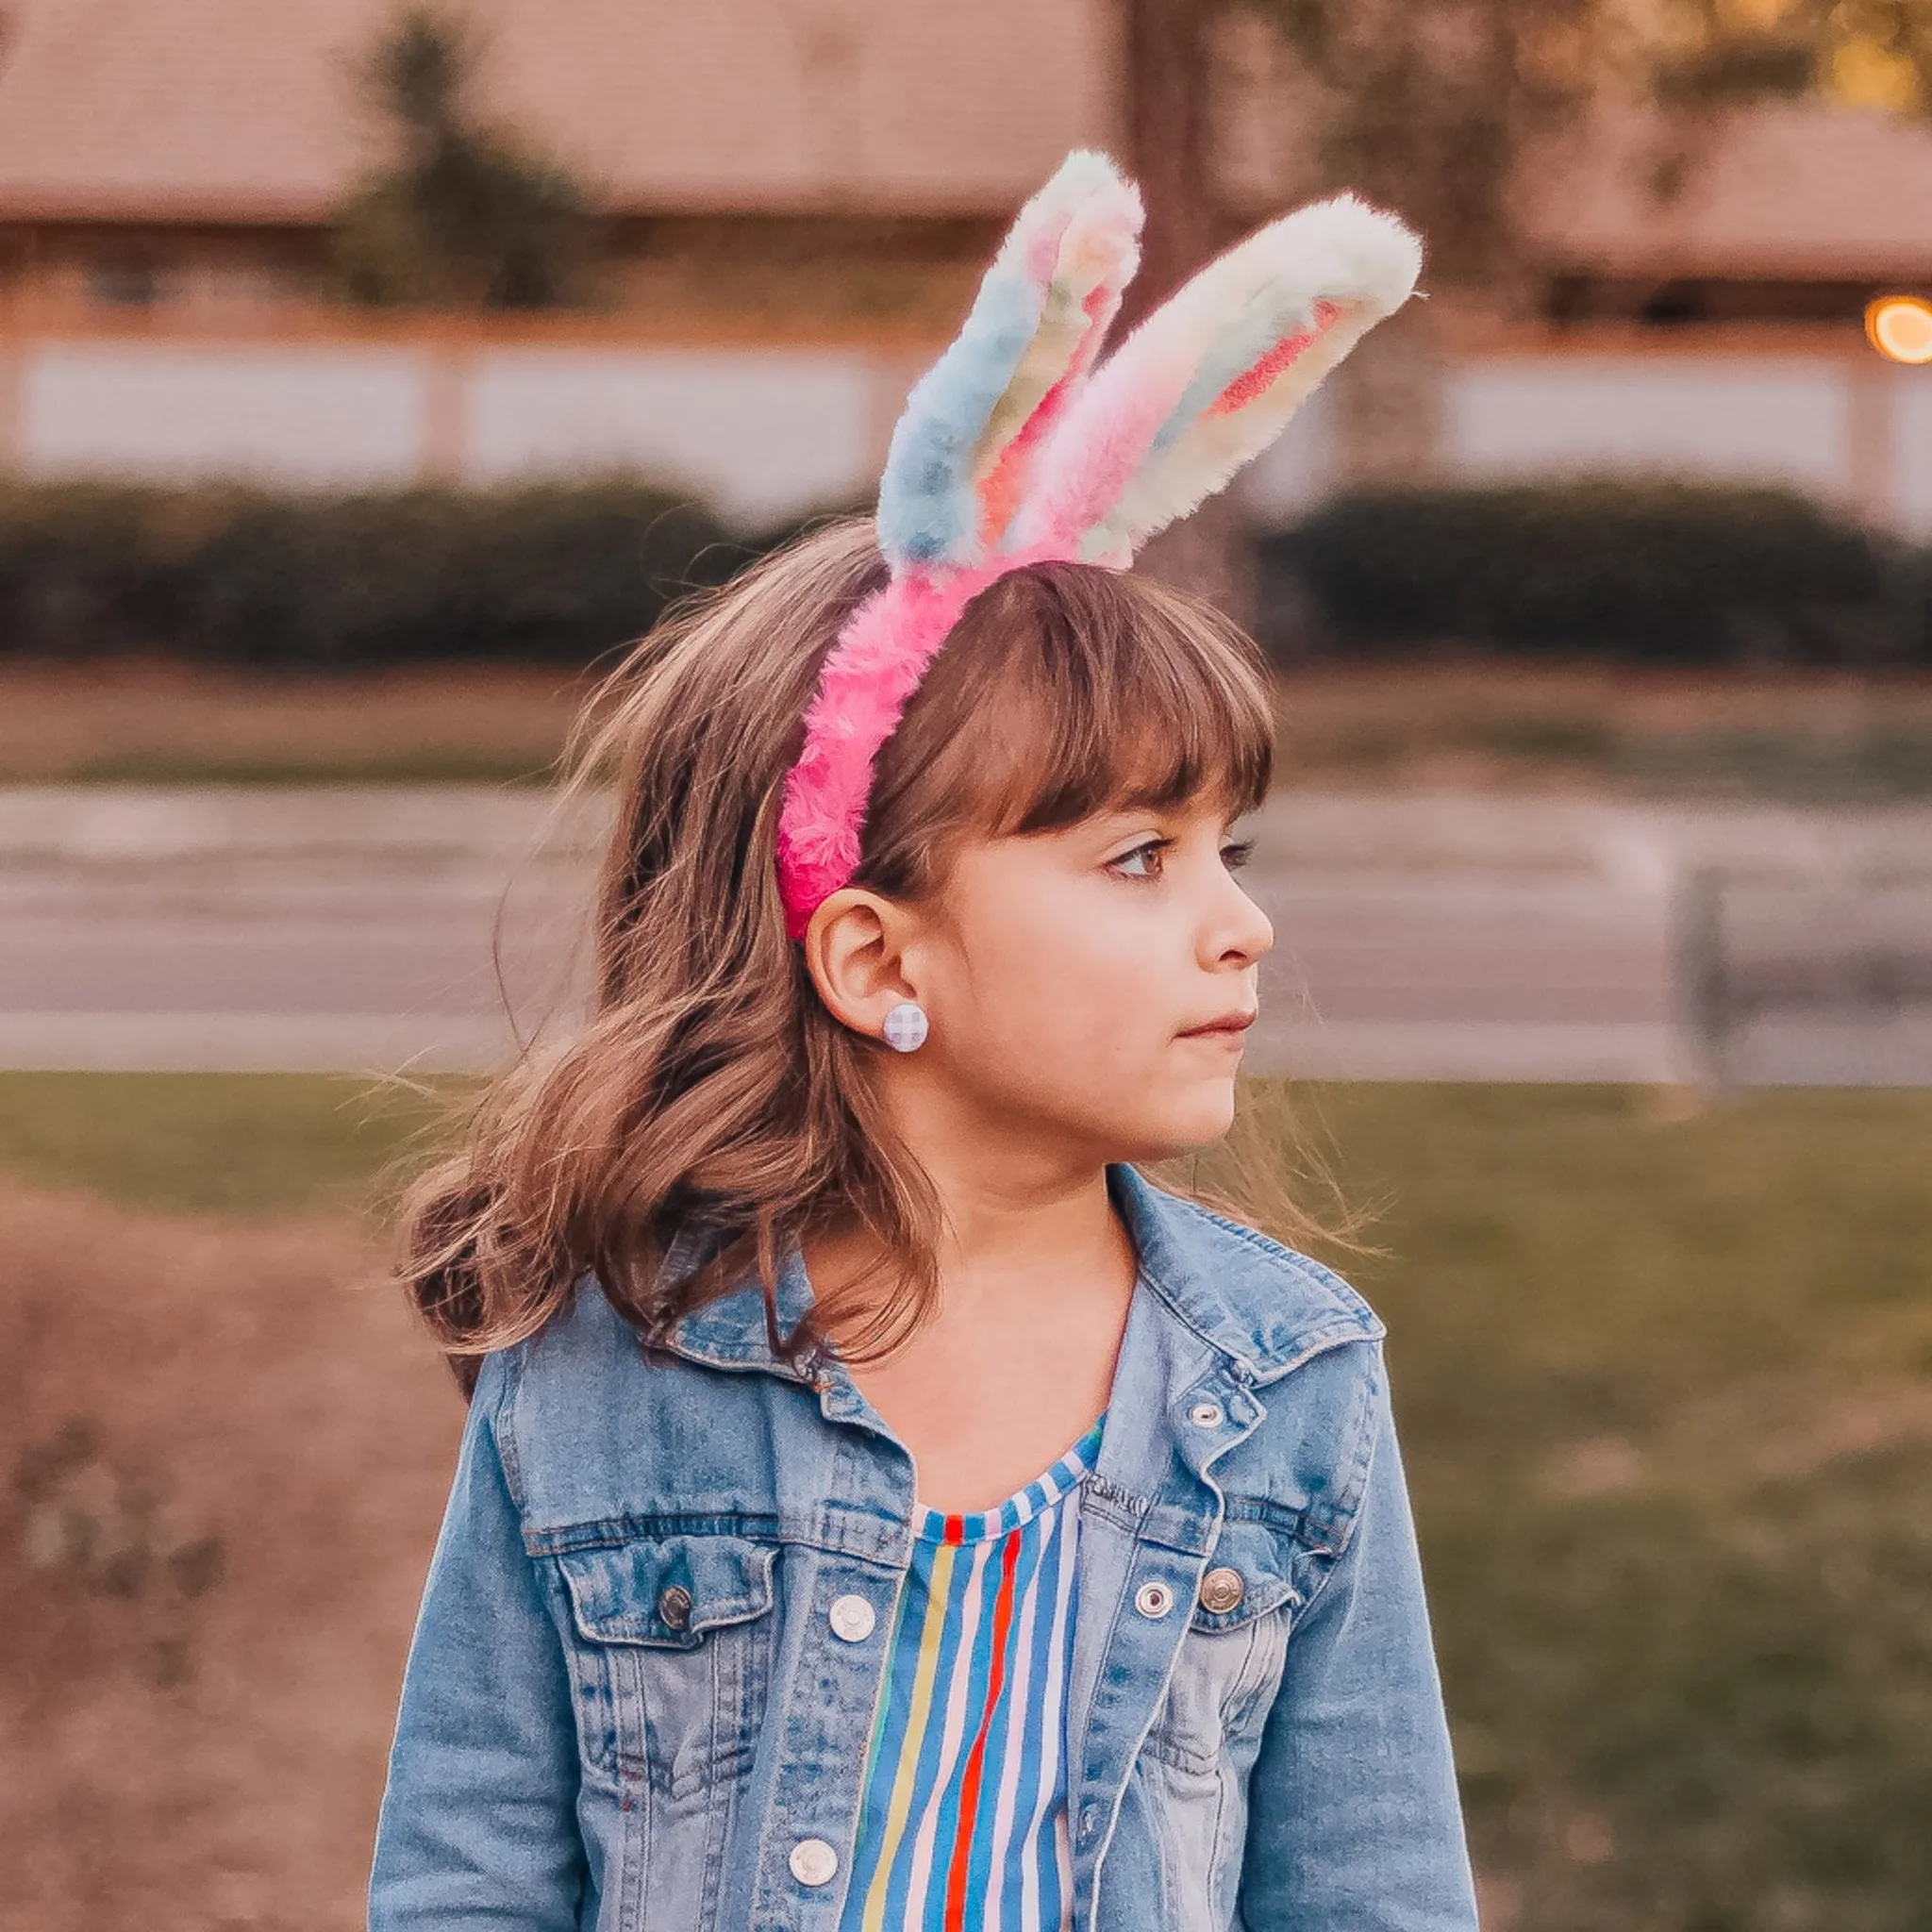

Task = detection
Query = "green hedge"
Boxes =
[0,480,747,668]
[1257,479,1929,667]
[0,475,1926,670]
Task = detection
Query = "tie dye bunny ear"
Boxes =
[874,149,1143,571]
[1009,192,1424,565]
[776,157,1424,941]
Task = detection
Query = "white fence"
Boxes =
[1,332,1927,534]
[2,338,898,527]
[1245,351,1927,535]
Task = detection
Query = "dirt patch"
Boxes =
[1272,660,1932,797]
[0,1174,461,1932]
[1539,1376,1932,1504]
[0,658,597,783]
[8,656,1932,793]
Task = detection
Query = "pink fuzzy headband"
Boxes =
[774,149,1423,940]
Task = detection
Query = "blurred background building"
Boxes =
[0,0,1926,530]
[0,0,1927,1098]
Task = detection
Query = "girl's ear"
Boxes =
[801,886,909,1037]
[1010,192,1424,566]
[874,149,1143,572]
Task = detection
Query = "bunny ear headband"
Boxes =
[774,148,1424,939]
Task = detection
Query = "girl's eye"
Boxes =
[1109,837,1256,879]
[1110,839,1166,878]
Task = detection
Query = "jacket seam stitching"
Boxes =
[1291,1346,1386,1617]
[492,1341,534,1515]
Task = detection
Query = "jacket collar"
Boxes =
[1107,1160,1385,1378]
[655,1161,1383,1388]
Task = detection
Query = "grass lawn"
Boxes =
[1243,1081,1932,1932]
[2,1073,1929,1929]
[0,1069,478,1217]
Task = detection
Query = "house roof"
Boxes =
[1524,101,1932,282]
[0,0,1118,224]
[0,0,1928,288]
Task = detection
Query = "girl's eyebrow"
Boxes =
[1101,801,1248,830]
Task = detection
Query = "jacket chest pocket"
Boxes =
[1143,1516,1306,1778]
[554,1532,781,1801]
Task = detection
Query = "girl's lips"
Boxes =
[1178,1012,1257,1038]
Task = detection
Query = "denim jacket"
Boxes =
[367,1161,1481,1930]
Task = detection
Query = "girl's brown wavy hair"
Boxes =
[392,515,1376,1398]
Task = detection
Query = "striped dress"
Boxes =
[839,1412,1107,1932]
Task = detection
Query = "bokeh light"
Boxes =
[1866,294,1932,364]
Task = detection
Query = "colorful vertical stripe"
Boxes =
[840,1414,1105,1932]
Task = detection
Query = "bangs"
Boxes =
[894,561,1275,848]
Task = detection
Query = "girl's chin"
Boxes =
[1140,1087,1239,1151]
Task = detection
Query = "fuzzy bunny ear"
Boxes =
[1008,192,1423,565]
[874,149,1143,571]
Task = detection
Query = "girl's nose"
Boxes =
[1213,877,1274,968]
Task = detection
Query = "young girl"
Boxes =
[368,153,1479,1930]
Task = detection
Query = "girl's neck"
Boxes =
[802,1160,1140,1515]
[809,1159,1133,1328]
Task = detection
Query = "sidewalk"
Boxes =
[3,783,1928,1081]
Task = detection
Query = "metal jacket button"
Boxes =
[1199,1566,1245,1614]
[789,1838,839,1886]
[1188,1399,1224,1428]
[658,1583,692,1630]
[828,1593,876,1641]
[1134,1579,1175,1619]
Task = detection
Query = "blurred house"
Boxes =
[0,0,1925,529]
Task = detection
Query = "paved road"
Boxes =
[2,786,1927,1083]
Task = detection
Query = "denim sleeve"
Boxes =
[367,1347,588,1930]
[1235,1350,1482,1929]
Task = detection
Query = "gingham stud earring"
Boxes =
[881,1000,929,1053]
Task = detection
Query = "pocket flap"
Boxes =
[558,1534,779,1648]
[1190,1515,1304,1632]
